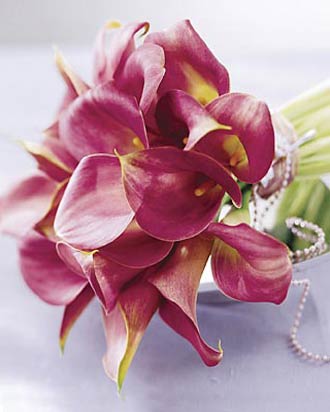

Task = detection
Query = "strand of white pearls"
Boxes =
[286,217,327,263]
[290,279,330,363]
[287,218,328,362]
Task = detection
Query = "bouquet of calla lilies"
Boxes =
[1,19,330,391]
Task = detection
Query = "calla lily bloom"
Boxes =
[118,147,241,240]
[156,90,275,183]
[93,21,149,85]
[58,82,149,161]
[54,154,135,249]
[93,21,165,115]
[145,19,229,105]
[207,222,292,304]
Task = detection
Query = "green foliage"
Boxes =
[271,179,330,249]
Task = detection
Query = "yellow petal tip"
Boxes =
[218,339,224,357]
[59,337,66,355]
[140,22,150,37]
[106,20,121,30]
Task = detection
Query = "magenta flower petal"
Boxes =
[145,20,229,104]
[155,90,229,149]
[57,241,109,309]
[159,301,222,366]
[59,285,94,352]
[54,154,134,249]
[55,49,89,98]
[102,281,159,390]
[45,50,89,139]
[44,137,78,170]
[93,254,141,313]
[99,219,173,268]
[57,241,136,313]
[19,231,87,305]
[115,43,165,114]
[58,82,148,161]
[20,138,77,182]
[149,237,211,321]
[0,172,57,238]
[34,180,67,241]
[149,236,222,365]
[120,147,241,241]
[207,222,292,304]
[93,21,149,85]
[56,241,90,277]
[200,93,275,183]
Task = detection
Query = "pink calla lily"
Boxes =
[207,222,292,304]
[58,82,148,161]
[119,147,242,241]
[93,21,150,85]
[102,280,160,391]
[155,90,275,184]
[149,236,223,366]
[114,43,165,114]
[54,154,134,249]
[145,19,229,105]
[93,21,164,115]
[155,89,229,149]
[204,93,275,183]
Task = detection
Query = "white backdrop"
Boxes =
[1,0,330,51]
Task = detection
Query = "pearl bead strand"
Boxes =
[286,217,327,263]
[290,279,330,363]
[287,218,328,362]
